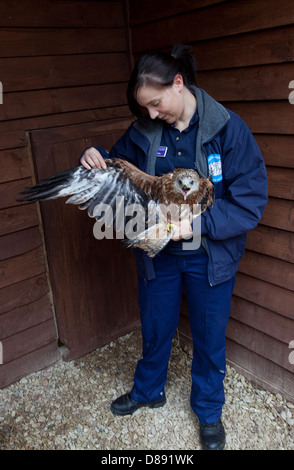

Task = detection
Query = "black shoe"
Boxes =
[199,419,226,450]
[110,393,166,416]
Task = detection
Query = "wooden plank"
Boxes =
[0,28,127,57]
[0,205,39,237]
[238,251,294,291]
[226,341,294,403]
[246,225,294,263]
[0,246,46,289]
[131,0,294,53]
[0,148,31,183]
[0,178,32,210]
[0,106,131,150]
[0,83,128,122]
[233,272,294,320]
[30,117,133,149]
[0,274,49,315]
[197,63,294,102]
[267,167,294,200]
[0,294,52,339]
[1,318,57,363]
[0,105,131,135]
[261,198,294,232]
[0,129,27,150]
[193,26,294,71]
[0,1,124,28]
[230,296,293,344]
[0,341,59,389]
[224,101,294,135]
[230,297,293,347]
[0,227,42,261]
[134,26,294,73]
[255,134,294,168]
[227,318,292,372]
[1,53,130,93]
[130,0,226,25]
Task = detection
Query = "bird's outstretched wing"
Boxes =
[18,158,215,257]
[18,159,153,212]
[18,158,176,257]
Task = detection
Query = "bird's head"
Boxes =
[173,170,200,201]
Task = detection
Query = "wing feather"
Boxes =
[113,159,159,198]
[18,159,152,215]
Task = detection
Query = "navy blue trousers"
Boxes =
[130,251,236,424]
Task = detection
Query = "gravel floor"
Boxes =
[1,328,293,450]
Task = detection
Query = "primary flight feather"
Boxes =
[18,158,214,257]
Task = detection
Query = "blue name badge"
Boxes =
[157,146,168,157]
[207,154,223,182]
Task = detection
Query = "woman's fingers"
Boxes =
[171,218,193,241]
[80,148,107,170]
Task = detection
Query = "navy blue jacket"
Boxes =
[87,88,268,286]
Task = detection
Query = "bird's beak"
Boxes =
[182,184,191,200]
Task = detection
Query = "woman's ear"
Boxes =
[173,74,184,92]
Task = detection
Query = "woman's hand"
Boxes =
[171,218,193,241]
[80,147,107,170]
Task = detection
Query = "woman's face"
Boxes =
[136,75,184,125]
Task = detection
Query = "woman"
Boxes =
[80,44,268,450]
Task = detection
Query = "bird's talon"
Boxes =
[166,222,175,233]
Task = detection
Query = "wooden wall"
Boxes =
[0,0,132,387]
[129,0,294,401]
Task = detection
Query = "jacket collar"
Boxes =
[193,87,230,143]
[193,87,230,177]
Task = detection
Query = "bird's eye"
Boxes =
[178,179,182,186]
[189,180,194,186]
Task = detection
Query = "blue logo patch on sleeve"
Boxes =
[207,154,223,182]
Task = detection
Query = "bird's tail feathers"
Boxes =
[123,221,175,258]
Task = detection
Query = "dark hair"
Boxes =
[127,44,197,117]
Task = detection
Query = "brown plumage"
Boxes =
[18,158,214,257]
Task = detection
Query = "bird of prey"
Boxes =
[18,158,214,257]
